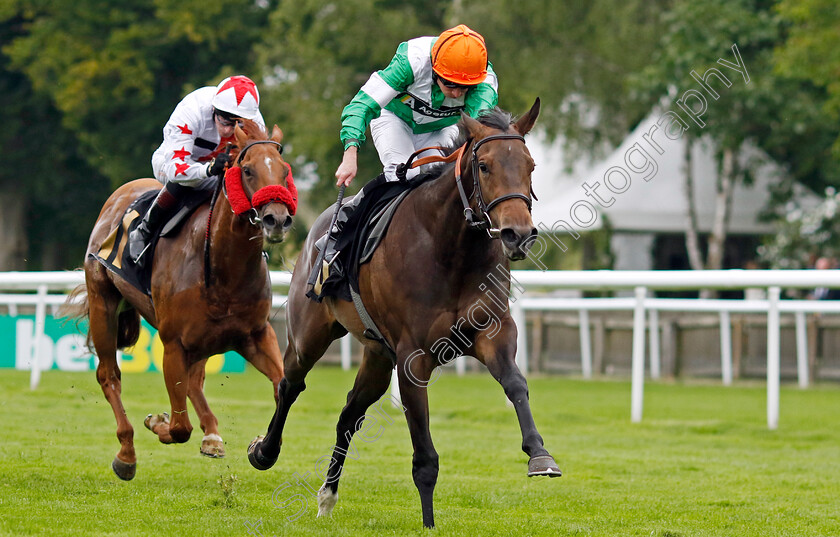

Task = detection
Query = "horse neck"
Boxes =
[207,191,267,289]
[418,164,507,274]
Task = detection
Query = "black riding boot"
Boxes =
[128,186,179,267]
[313,186,373,265]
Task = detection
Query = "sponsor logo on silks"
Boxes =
[398,93,463,119]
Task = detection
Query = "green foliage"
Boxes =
[758,187,840,268]
[458,0,671,160]
[775,0,840,159]
[2,0,274,188]
[632,0,840,192]
[4,0,840,270]
[255,0,449,207]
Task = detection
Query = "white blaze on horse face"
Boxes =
[264,156,274,174]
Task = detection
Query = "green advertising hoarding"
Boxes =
[0,315,244,373]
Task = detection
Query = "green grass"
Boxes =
[1,367,839,536]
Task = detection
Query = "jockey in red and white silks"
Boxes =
[129,75,265,266]
[152,78,266,187]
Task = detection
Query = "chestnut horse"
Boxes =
[248,100,560,528]
[64,120,291,480]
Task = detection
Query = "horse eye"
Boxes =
[242,165,253,177]
[478,162,488,174]
[276,144,284,155]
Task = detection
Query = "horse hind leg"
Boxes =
[317,349,394,518]
[87,268,137,480]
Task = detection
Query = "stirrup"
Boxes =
[312,248,341,296]
[132,242,152,267]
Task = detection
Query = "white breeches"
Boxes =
[370,109,460,181]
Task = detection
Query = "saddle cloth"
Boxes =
[91,187,213,296]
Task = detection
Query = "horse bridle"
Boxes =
[456,133,533,238]
[235,139,284,164]
[225,140,286,224]
[402,133,534,238]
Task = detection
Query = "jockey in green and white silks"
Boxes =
[335,25,499,185]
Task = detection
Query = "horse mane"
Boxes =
[449,107,514,153]
[238,118,268,140]
[423,107,514,178]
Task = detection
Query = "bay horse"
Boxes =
[247,99,560,528]
[64,120,292,480]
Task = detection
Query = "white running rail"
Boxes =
[5,269,840,430]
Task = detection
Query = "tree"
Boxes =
[456,0,672,160]
[0,11,112,269]
[254,0,450,208]
[775,0,840,160]
[1,0,276,268]
[628,0,816,274]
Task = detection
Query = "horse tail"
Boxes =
[59,273,139,350]
[59,281,92,348]
[116,309,141,350]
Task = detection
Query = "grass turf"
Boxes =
[0,366,838,536]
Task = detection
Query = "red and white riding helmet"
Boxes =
[211,75,261,120]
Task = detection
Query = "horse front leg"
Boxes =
[398,351,439,529]
[317,349,393,518]
[249,298,344,471]
[248,339,309,471]
[475,323,562,478]
[186,360,225,458]
[146,340,193,444]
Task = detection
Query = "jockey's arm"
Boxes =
[152,116,213,186]
[464,62,499,118]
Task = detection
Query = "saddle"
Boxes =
[307,173,429,304]
[91,187,214,295]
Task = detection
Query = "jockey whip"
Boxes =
[307,184,346,291]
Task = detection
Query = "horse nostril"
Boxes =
[500,228,520,248]
[261,214,277,228]
[282,216,293,230]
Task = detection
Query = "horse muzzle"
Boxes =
[500,226,538,261]
[260,210,293,244]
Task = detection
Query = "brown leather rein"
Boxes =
[399,134,535,238]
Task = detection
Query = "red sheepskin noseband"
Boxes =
[225,162,297,216]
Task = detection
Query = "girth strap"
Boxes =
[349,287,397,365]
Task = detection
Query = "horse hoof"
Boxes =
[317,484,338,517]
[200,434,226,458]
[247,435,278,471]
[527,454,562,477]
[111,456,136,481]
[144,412,170,432]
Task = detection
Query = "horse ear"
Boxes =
[271,125,283,144]
[514,97,541,135]
[234,123,248,145]
[461,112,484,139]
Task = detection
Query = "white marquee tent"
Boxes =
[529,112,812,235]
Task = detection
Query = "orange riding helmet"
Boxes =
[431,24,488,86]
